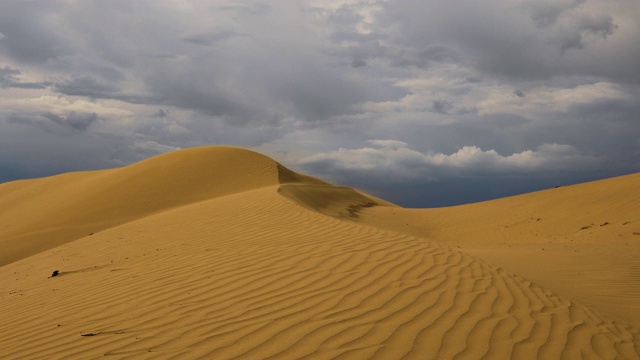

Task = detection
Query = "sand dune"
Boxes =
[359,173,640,329]
[0,147,296,266]
[1,146,639,359]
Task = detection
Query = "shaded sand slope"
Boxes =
[2,186,639,359]
[1,147,639,359]
[279,184,396,220]
[359,173,640,329]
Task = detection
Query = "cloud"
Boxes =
[42,112,98,131]
[152,109,169,118]
[0,66,20,87]
[181,31,243,46]
[366,140,408,149]
[526,0,585,28]
[0,0,638,207]
[0,66,49,89]
[54,77,120,98]
[431,99,453,114]
[371,0,638,82]
[297,140,611,206]
[557,13,618,52]
[300,141,602,180]
[514,90,525,98]
[0,1,69,64]
[133,140,180,158]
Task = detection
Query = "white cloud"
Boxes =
[476,82,632,117]
[133,140,180,158]
[300,140,603,180]
[366,139,407,149]
[0,95,133,118]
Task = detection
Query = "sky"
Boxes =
[1,0,639,207]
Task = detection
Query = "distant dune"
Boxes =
[1,146,638,359]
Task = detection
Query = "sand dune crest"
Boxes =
[0,147,320,266]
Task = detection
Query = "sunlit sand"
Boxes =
[1,146,638,359]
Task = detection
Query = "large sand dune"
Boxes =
[359,172,640,330]
[1,146,639,359]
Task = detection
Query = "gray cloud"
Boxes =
[0,66,49,89]
[526,0,585,28]
[42,112,98,132]
[558,13,618,52]
[54,77,120,98]
[0,2,70,64]
[300,141,604,179]
[152,109,169,118]
[298,141,610,206]
[372,0,638,82]
[182,31,243,46]
[52,76,155,104]
[431,100,453,114]
[0,0,638,207]
[0,66,20,87]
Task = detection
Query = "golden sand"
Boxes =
[1,146,638,359]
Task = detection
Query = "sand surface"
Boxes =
[1,146,639,359]
[359,173,640,330]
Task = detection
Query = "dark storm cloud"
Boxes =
[1,0,638,207]
[42,112,98,132]
[35,1,401,124]
[0,2,69,64]
[0,162,31,183]
[152,109,169,118]
[51,76,156,104]
[0,66,19,87]
[372,0,639,82]
[181,31,243,46]
[54,77,120,98]
[0,66,49,89]
[216,2,270,16]
[526,0,585,28]
[322,3,461,70]
[297,141,609,207]
[431,100,452,115]
[514,90,526,98]
[9,82,50,90]
[558,13,617,52]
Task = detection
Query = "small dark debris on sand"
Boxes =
[50,270,60,277]
[81,332,100,337]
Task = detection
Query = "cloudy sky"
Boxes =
[1,0,639,207]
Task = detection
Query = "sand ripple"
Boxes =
[1,186,638,359]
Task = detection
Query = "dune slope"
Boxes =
[0,147,302,266]
[359,172,640,329]
[1,147,639,359]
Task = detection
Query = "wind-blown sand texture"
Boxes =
[1,146,639,359]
